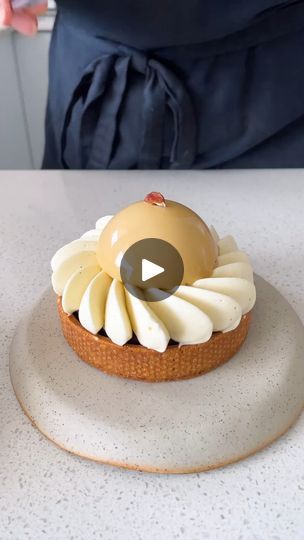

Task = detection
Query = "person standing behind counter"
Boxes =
[2,0,304,170]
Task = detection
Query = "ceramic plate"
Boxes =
[9,275,304,473]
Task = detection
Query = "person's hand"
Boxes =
[0,0,48,36]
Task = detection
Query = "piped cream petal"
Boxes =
[174,285,242,332]
[217,250,250,266]
[217,235,238,255]
[193,277,256,314]
[51,240,97,271]
[104,279,132,346]
[209,225,220,244]
[62,265,100,314]
[146,288,213,345]
[212,262,253,282]
[51,251,99,295]
[81,229,101,241]
[125,287,169,353]
[78,271,112,334]
[95,215,113,231]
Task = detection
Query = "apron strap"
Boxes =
[139,58,196,169]
[61,56,115,168]
[138,67,166,169]
[61,52,196,169]
[87,56,130,168]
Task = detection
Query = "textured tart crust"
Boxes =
[57,297,251,382]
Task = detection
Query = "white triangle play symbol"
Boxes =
[141,258,165,282]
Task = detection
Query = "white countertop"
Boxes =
[0,170,303,540]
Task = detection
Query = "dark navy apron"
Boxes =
[43,1,304,169]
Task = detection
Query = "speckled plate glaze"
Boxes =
[9,275,304,474]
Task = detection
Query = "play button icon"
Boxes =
[120,238,184,301]
[142,259,165,282]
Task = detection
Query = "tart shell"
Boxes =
[57,297,252,382]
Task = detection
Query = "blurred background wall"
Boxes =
[0,1,55,169]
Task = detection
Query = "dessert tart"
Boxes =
[51,193,256,382]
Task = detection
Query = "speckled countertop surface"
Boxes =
[0,170,303,540]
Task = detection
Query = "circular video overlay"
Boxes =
[120,238,184,301]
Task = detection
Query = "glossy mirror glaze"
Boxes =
[97,196,217,284]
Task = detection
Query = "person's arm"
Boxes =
[0,0,47,35]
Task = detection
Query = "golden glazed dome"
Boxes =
[97,192,217,285]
